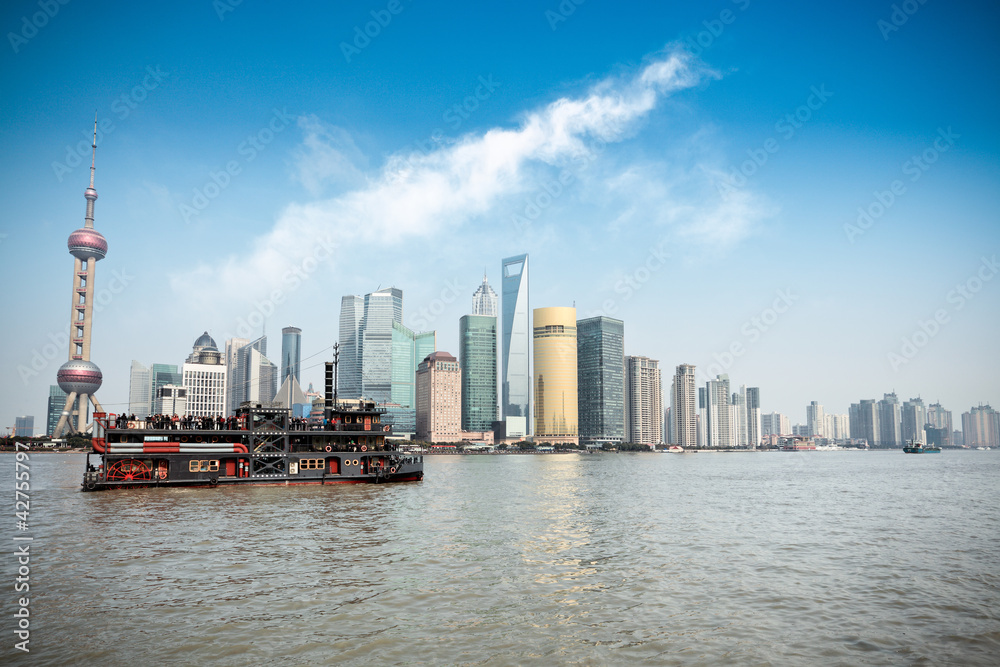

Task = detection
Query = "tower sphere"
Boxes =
[57,359,103,395]
[84,187,98,201]
[67,227,108,262]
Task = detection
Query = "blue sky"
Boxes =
[2,0,998,434]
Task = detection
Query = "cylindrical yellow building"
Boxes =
[532,307,578,444]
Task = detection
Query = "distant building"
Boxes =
[962,404,999,448]
[281,326,302,384]
[502,254,531,434]
[625,356,662,446]
[745,387,761,447]
[227,336,277,410]
[14,416,34,438]
[390,321,436,435]
[533,307,578,445]
[460,314,498,432]
[416,352,461,442]
[158,385,187,416]
[762,412,789,437]
[901,397,927,445]
[849,399,880,447]
[150,363,181,414]
[223,338,250,414]
[576,316,624,446]
[670,364,698,446]
[47,385,68,436]
[878,393,902,447]
[704,374,731,448]
[806,401,825,437]
[128,361,151,417]
[182,332,227,417]
[927,402,953,447]
[824,413,850,440]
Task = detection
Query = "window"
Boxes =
[188,460,220,472]
[299,459,324,470]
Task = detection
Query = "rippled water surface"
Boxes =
[3,450,999,665]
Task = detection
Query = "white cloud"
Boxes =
[170,46,766,309]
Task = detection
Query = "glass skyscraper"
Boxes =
[576,316,624,445]
[281,326,302,384]
[128,360,151,417]
[47,385,68,436]
[501,254,530,434]
[150,363,181,414]
[460,314,498,432]
[390,321,436,434]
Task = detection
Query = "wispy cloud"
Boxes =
[171,46,765,307]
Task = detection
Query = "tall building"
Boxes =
[389,321,436,434]
[671,364,698,446]
[576,316,624,445]
[849,399,880,446]
[53,119,107,437]
[227,336,275,410]
[223,338,250,414]
[338,295,364,399]
[150,363,182,414]
[824,413,850,440]
[158,385,187,416]
[901,397,927,445]
[472,273,498,317]
[415,351,461,442]
[181,332,228,417]
[533,307,578,444]
[806,401,825,437]
[625,356,663,446]
[877,393,902,448]
[46,385,68,436]
[501,254,530,436]
[761,412,789,437]
[703,375,732,448]
[14,416,34,438]
[732,387,748,446]
[962,404,999,448]
[927,402,953,447]
[460,314,498,432]
[281,326,302,384]
[128,361,151,417]
[745,386,761,448]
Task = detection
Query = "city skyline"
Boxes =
[3,1,998,432]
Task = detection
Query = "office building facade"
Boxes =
[460,314,498,432]
[128,360,151,417]
[47,385,68,436]
[533,307,578,444]
[625,356,663,446]
[502,254,530,434]
[415,351,461,442]
[670,364,697,446]
[704,374,732,448]
[281,326,302,384]
[576,316,624,445]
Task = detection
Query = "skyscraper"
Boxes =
[762,412,788,437]
[390,321,436,434]
[46,385,68,436]
[745,386,761,448]
[14,416,34,438]
[576,316,624,446]
[704,375,732,448]
[806,401,825,437]
[962,404,999,448]
[733,387,748,446]
[849,399,880,447]
[415,351,461,442]
[150,363,182,414]
[460,314,498,432]
[670,364,698,447]
[501,254,530,436]
[281,326,302,384]
[53,119,107,437]
[625,356,663,446]
[927,402,953,447]
[472,273,498,317]
[338,295,364,399]
[877,392,902,447]
[533,307,578,444]
[128,360,151,417]
[901,397,927,445]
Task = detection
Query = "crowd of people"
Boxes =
[111,413,243,431]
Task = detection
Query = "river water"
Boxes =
[3,450,998,665]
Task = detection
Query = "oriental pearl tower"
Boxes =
[52,117,108,437]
